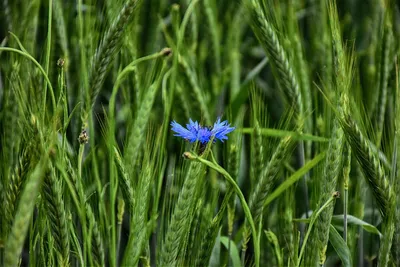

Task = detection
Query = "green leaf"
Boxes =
[220,236,241,267]
[329,224,352,267]
[8,31,29,53]
[292,218,310,223]
[331,214,382,237]
[264,230,283,267]
[209,229,221,267]
[239,128,329,142]
[264,151,326,207]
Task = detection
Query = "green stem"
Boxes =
[343,145,351,244]
[78,144,88,265]
[43,0,53,120]
[239,128,328,142]
[344,189,348,243]
[116,199,124,265]
[264,151,326,207]
[109,164,118,267]
[186,151,260,267]
[109,49,169,123]
[78,144,84,185]
[77,0,89,118]
[297,193,339,266]
[0,47,56,111]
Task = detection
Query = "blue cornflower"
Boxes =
[170,118,235,144]
[211,118,236,142]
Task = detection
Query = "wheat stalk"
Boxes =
[4,156,48,267]
[249,135,294,226]
[375,18,394,145]
[124,71,164,175]
[244,0,302,113]
[42,167,69,265]
[159,161,205,266]
[88,0,141,109]
[114,147,134,212]
[122,162,153,265]
[340,106,392,218]
[4,149,29,233]
[86,204,104,267]
[304,118,344,266]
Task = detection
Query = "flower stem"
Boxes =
[184,151,260,267]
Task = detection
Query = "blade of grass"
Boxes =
[220,236,241,267]
[264,151,326,207]
[329,224,352,267]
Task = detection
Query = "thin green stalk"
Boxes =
[69,217,84,266]
[375,18,393,147]
[109,49,171,124]
[264,151,327,207]
[116,198,125,263]
[343,144,351,243]
[251,121,264,187]
[227,142,240,265]
[241,57,269,88]
[43,0,53,120]
[77,144,84,184]
[239,128,328,142]
[227,204,234,267]
[185,152,260,267]
[77,0,89,123]
[393,63,400,265]
[109,161,118,267]
[298,192,339,267]
[0,47,56,111]
[86,113,105,255]
[265,230,283,267]
[278,188,295,265]
[298,140,310,220]
[77,143,88,265]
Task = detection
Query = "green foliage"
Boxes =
[1,0,400,266]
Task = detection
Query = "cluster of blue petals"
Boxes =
[170,118,235,144]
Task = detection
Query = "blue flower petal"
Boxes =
[170,121,197,142]
[186,119,200,135]
[171,118,235,144]
[211,117,235,142]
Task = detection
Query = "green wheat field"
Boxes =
[1,0,400,266]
